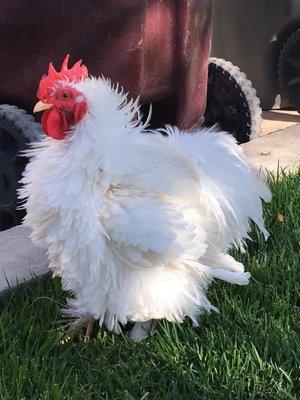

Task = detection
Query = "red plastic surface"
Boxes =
[0,0,211,130]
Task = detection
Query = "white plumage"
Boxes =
[20,77,271,336]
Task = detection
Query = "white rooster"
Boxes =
[20,55,271,342]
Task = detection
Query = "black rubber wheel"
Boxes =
[0,105,42,231]
[278,29,300,111]
[204,58,262,144]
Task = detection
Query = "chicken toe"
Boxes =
[59,316,96,345]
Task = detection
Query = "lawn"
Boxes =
[0,171,299,400]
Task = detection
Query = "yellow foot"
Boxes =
[59,316,96,345]
[84,318,96,342]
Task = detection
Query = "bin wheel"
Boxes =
[204,57,262,143]
[0,105,42,231]
[278,29,300,111]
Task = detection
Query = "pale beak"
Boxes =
[33,101,53,113]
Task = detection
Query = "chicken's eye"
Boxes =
[60,91,72,101]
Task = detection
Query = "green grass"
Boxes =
[1,171,299,400]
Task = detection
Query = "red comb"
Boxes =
[37,54,88,100]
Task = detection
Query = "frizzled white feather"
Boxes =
[20,77,271,332]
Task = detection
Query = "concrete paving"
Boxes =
[0,226,48,294]
[0,121,299,295]
[261,110,299,136]
[242,123,300,173]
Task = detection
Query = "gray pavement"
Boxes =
[0,226,48,294]
[0,123,299,294]
[242,124,300,173]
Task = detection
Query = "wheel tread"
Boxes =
[0,105,43,146]
[278,28,300,109]
[207,57,262,140]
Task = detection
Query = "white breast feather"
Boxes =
[19,78,271,332]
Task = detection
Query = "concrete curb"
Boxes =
[0,226,48,294]
[242,124,300,173]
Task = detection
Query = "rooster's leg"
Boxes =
[84,318,96,342]
[59,316,96,345]
[130,320,157,342]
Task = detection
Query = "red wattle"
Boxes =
[41,109,69,140]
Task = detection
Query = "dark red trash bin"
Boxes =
[0,0,211,129]
[0,0,212,230]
